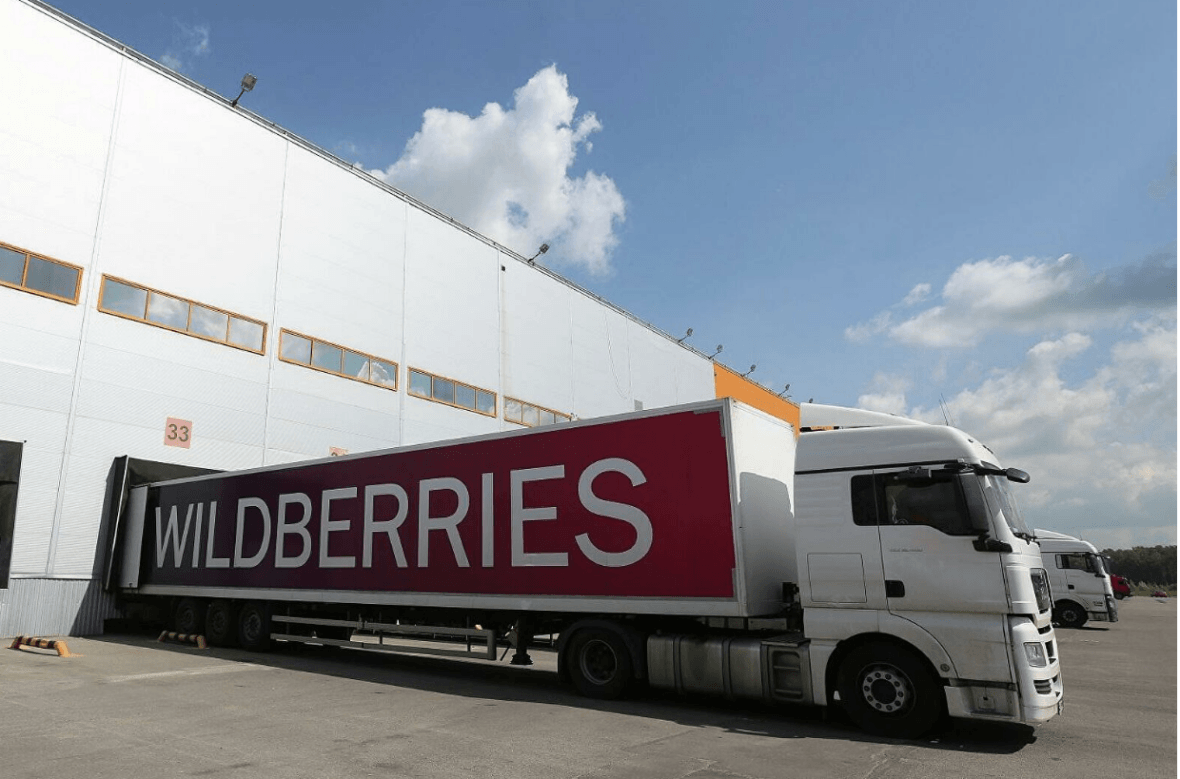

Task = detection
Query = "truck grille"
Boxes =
[1034,674,1059,695]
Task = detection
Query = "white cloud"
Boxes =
[902,283,931,306]
[844,311,891,342]
[161,22,210,74]
[848,252,1177,347]
[371,66,625,275]
[856,373,911,416]
[900,324,1177,545]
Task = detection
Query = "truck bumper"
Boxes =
[1089,596,1118,623]
[945,617,1063,725]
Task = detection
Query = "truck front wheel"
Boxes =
[1053,601,1088,628]
[837,643,943,739]
[565,628,634,700]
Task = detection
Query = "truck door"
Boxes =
[860,470,1008,615]
[1055,552,1101,602]
[796,471,889,610]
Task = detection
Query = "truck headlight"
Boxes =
[1024,642,1048,668]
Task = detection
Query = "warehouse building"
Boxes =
[0,0,798,637]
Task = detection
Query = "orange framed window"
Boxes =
[407,367,496,417]
[0,242,82,304]
[97,275,267,354]
[278,329,398,390]
[503,396,572,427]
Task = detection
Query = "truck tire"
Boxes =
[237,602,272,651]
[837,642,943,739]
[1053,601,1088,628]
[173,598,205,635]
[565,627,634,700]
[205,600,239,647]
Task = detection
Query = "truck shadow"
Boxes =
[92,631,1036,754]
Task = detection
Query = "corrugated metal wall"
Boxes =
[0,578,118,636]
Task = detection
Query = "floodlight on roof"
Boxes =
[231,73,257,107]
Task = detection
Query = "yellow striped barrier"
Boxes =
[9,635,72,657]
[157,631,208,649]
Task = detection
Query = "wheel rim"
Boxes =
[242,611,262,644]
[859,663,914,715]
[579,639,619,685]
[209,607,228,636]
[177,602,198,632]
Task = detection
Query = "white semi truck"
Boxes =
[1034,529,1118,628]
[106,399,1062,738]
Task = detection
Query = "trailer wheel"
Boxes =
[837,642,942,739]
[1053,601,1088,629]
[173,598,205,635]
[565,628,634,700]
[205,600,239,647]
[237,602,272,651]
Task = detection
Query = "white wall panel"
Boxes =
[0,406,67,575]
[570,294,637,419]
[95,68,285,320]
[500,265,574,415]
[265,418,398,463]
[626,320,714,409]
[401,397,501,446]
[79,334,269,408]
[50,415,265,575]
[0,1,119,262]
[1,294,87,345]
[403,208,500,390]
[268,384,400,443]
[0,359,74,417]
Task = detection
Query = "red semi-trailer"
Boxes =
[109,398,1062,737]
[118,399,792,617]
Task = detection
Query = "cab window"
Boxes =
[1057,553,1097,573]
[850,471,975,536]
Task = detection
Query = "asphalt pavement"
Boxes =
[0,597,1174,778]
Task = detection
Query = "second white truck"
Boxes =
[1034,529,1118,628]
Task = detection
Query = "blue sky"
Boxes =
[46,0,1176,550]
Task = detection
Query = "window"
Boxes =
[408,367,496,416]
[504,396,572,427]
[98,276,267,353]
[279,329,397,390]
[850,471,976,536]
[0,242,82,304]
[1057,553,1098,573]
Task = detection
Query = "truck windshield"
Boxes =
[978,473,1033,540]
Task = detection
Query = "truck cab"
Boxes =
[1034,529,1118,628]
[795,405,1062,732]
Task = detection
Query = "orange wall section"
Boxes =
[713,364,801,434]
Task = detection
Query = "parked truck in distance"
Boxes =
[106,399,1062,738]
[1035,529,1119,628]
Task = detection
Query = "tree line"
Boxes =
[1099,545,1176,587]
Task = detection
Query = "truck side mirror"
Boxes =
[1005,468,1030,484]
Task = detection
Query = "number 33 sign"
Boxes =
[164,417,193,449]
